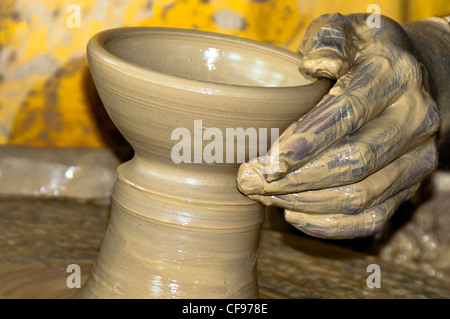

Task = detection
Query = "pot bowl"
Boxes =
[82,27,330,298]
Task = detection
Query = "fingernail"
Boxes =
[264,160,288,182]
[284,210,306,228]
[237,166,264,195]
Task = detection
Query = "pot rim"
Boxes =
[87,26,329,98]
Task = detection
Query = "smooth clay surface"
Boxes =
[79,27,331,298]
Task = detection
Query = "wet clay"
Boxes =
[237,13,445,239]
[0,197,109,299]
[79,27,330,298]
[2,196,450,298]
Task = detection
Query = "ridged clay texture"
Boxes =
[80,27,330,298]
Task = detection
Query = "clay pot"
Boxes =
[81,27,330,298]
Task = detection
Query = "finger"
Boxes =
[284,184,420,239]
[259,48,424,184]
[247,139,437,214]
[298,13,357,79]
[237,86,439,195]
[255,12,424,183]
[298,14,415,79]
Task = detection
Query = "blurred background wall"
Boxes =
[1,0,449,149]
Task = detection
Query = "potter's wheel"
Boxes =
[0,197,107,298]
[1,196,449,299]
[1,146,450,298]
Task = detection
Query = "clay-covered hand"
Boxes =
[237,13,440,239]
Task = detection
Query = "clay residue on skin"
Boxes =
[237,13,441,239]
[402,18,450,140]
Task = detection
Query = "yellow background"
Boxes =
[1,0,449,148]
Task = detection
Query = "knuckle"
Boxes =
[361,210,384,237]
[299,13,348,53]
[424,141,439,171]
[338,206,386,239]
[341,95,364,133]
[349,141,373,179]
[410,142,439,177]
[338,185,367,214]
[425,99,441,135]
[397,52,422,86]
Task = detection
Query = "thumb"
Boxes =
[298,13,357,79]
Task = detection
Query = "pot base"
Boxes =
[78,160,264,298]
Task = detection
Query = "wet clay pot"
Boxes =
[81,27,330,298]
